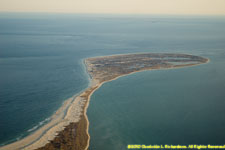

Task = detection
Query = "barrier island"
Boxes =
[0,53,209,150]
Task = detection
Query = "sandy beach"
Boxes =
[0,53,209,150]
[0,60,104,150]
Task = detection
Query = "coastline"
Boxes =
[82,58,210,150]
[0,53,209,150]
[0,59,92,150]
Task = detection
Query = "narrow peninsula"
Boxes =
[0,53,209,150]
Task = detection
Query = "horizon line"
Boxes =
[1,11,225,17]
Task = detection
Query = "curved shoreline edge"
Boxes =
[83,58,210,150]
[0,53,209,150]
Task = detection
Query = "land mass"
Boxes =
[0,53,209,150]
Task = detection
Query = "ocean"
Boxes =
[0,13,225,148]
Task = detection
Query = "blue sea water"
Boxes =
[0,13,225,147]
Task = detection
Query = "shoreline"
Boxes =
[0,53,209,150]
[82,58,210,150]
[0,59,93,150]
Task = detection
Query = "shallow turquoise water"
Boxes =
[0,13,225,147]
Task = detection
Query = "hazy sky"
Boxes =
[0,0,225,15]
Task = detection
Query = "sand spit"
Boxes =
[0,53,209,150]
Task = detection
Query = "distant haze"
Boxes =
[0,0,225,15]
